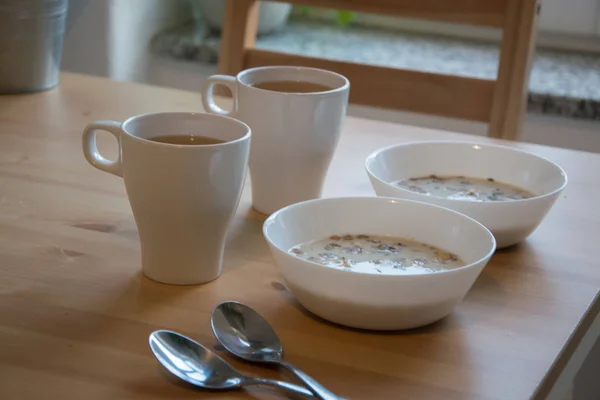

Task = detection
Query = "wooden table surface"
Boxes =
[1,73,599,400]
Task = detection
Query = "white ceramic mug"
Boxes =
[202,66,350,215]
[82,112,251,285]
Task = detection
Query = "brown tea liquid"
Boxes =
[148,135,225,145]
[251,80,333,93]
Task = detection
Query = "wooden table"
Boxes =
[1,73,599,400]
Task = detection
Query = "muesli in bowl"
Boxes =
[365,141,567,248]
[263,197,495,331]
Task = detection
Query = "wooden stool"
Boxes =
[217,0,540,140]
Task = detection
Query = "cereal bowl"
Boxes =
[365,141,567,248]
[263,197,495,331]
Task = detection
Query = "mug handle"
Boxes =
[201,75,237,116]
[82,120,123,177]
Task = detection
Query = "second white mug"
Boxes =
[202,66,350,215]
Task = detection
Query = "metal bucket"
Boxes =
[0,0,68,93]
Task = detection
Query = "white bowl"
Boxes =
[365,141,567,248]
[263,197,496,331]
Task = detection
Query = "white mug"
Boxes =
[82,112,251,285]
[202,66,349,215]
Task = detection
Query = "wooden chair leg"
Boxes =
[218,0,260,76]
[489,0,540,140]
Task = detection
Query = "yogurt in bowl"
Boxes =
[365,141,567,248]
[263,197,496,331]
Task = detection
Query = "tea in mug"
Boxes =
[149,135,225,145]
[251,80,333,93]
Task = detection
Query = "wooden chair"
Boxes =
[217,0,540,140]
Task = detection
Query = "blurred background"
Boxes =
[60,0,600,154]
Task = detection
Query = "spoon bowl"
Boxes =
[212,302,343,400]
[211,301,283,363]
[149,330,245,389]
[148,330,313,396]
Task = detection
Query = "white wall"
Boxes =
[62,0,190,82]
[109,0,190,82]
[62,0,111,77]
[540,0,599,35]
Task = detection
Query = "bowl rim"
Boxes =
[364,140,568,206]
[263,196,497,277]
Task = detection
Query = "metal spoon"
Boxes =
[149,330,314,397]
[211,302,342,400]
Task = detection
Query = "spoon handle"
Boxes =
[279,360,342,400]
[247,377,315,397]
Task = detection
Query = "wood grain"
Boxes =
[268,0,507,27]
[489,0,540,140]
[218,0,259,76]
[0,73,599,400]
[245,49,495,122]
[500,0,540,141]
